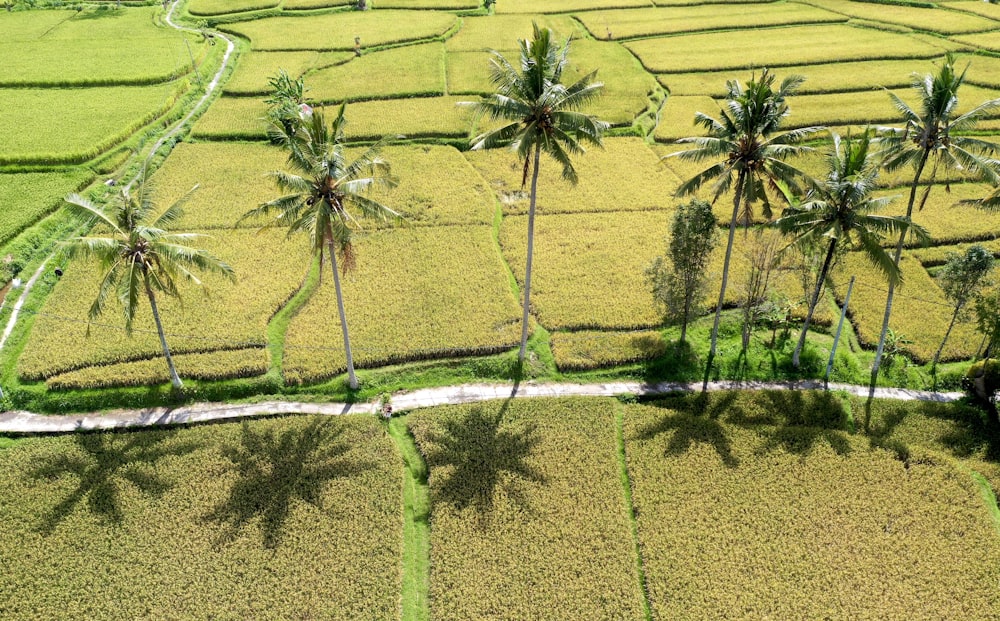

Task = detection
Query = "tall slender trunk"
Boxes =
[869,150,929,397]
[327,237,358,390]
[705,168,746,389]
[932,304,962,368]
[518,143,542,362]
[792,237,837,368]
[680,292,690,344]
[145,281,182,390]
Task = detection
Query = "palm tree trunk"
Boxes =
[327,239,359,390]
[792,237,837,368]
[705,169,746,389]
[518,143,542,362]
[932,305,962,368]
[869,150,929,398]
[145,283,183,390]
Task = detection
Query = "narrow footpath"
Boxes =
[0,380,964,435]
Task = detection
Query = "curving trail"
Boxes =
[0,380,964,435]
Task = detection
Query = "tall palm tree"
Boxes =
[776,130,927,368]
[62,175,235,390]
[669,69,821,381]
[241,103,399,390]
[870,53,1000,391]
[468,23,607,363]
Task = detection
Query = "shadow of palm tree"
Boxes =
[206,416,371,549]
[634,392,740,467]
[727,390,852,457]
[425,401,545,523]
[28,430,197,535]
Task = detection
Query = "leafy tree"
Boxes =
[241,103,400,390]
[468,23,607,362]
[933,245,995,367]
[62,176,234,390]
[264,70,309,146]
[669,69,820,379]
[975,291,1000,362]
[776,130,924,368]
[646,199,718,344]
[870,54,1000,388]
[738,228,782,353]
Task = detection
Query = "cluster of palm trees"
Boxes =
[61,22,1000,394]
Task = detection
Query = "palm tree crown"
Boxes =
[468,23,608,362]
[62,174,235,388]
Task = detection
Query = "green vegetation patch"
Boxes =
[465,137,673,216]
[626,24,948,74]
[576,4,845,40]
[0,170,93,247]
[551,329,666,370]
[0,415,402,620]
[223,51,352,96]
[624,392,1000,619]
[221,11,458,51]
[0,9,74,40]
[282,226,522,383]
[407,397,647,620]
[0,82,185,165]
[18,229,312,381]
[0,8,203,87]
[832,252,980,362]
[803,0,1000,34]
[309,43,445,103]
[188,0,280,16]
[46,348,270,390]
[191,96,268,140]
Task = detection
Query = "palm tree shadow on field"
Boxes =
[205,417,371,549]
[634,391,741,468]
[425,391,545,525]
[28,430,198,535]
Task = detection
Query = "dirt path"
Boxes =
[0,380,964,435]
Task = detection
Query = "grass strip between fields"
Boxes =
[389,417,432,621]
[615,401,654,621]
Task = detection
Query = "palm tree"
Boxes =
[776,130,927,368]
[870,53,1000,391]
[669,69,821,382]
[468,23,607,363]
[241,103,399,390]
[62,175,235,390]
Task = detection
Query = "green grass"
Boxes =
[17,229,313,382]
[0,415,403,620]
[309,43,446,103]
[220,10,458,51]
[0,170,93,247]
[626,24,949,74]
[576,4,845,40]
[223,50,352,95]
[388,418,432,621]
[0,8,204,87]
[188,0,280,16]
[406,397,647,620]
[624,391,1000,619]
[0,81,186,165]
[282,225,523,383]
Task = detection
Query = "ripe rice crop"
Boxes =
[283,0,351,9]
[336,96,474,140]
[659,58,937,97]
[952,31,1000,52]
[190,96,268,140]
[406,397,647,621]
[445,14,583,53]
[832,252,980,362]
[802,0,1000,34]
[188,0,279,15]
[18,229,312,381]
[576,4,845,40]
[464,137,675,216]
[0,170,93,247]
[496,0,652,12]
[309,43,445,103]
[949,0,1000,21]
[626,24,948,74]
[0,415,402,620]
[376,0,479,8]
[877,183,1000,246]
[46,348,270,390]
[499,211,832,331]
[911,238,1000,267]
[220,11,457,51]
[0,9,74,40]
[0,82,185,165]
[282,226,523,383]
[551,329,666,370]
[654,94,719,141]
[223,51,352,95]
[624,393,1000,619]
